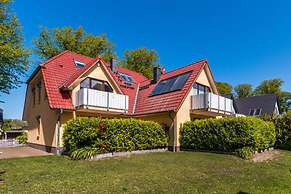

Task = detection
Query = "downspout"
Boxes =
[56,108,64,155]
[168,110,176,152]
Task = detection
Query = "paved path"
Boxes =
[0,146,52,159]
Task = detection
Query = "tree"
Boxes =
[120,48,160,79]
[215,82,233,95]
[254,79,283,95]
[0,0,30,95]
[254,79,290,113]
[234,84,253,98]
[1,119,27,131]
[33,26,115,62]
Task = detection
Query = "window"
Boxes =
[36,115,41,140]
[192,83,210,95]
[254,108,262,115]
[249,108,262,116]
[80,78,113,92]
[91,79,103,91]
[37,81,41,104]
[151,71,191,96]
[32,87,36,106]
[74,60,86,68]
[119,73,135,83]
[249,109,255,115]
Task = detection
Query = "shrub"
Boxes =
[63,118,168,159]
[180,117,275,159]
[260,114,291,147]
[236,147,256,160]
[16,133,27,144]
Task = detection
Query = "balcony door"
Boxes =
[192,83,210,108]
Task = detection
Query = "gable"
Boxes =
[77,61,120,94]
[195,65,218,94]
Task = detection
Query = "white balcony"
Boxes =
[191,93,234,115]
[75,88,129,112]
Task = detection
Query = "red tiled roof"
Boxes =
[32,50,206,115]
[134,60,206,115]
[40,51,95,109]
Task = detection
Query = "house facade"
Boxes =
[23,51,234,153]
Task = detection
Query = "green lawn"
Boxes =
[1,151,291,194]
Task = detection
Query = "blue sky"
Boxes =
[1,0,291,119]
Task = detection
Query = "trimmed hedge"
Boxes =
[63,118,168,159]
[260,114,291,148]
[180,117,276,159]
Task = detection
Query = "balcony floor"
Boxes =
[191,109,232,118]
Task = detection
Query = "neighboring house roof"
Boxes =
[28,50,208,115]
[234,94,280,116]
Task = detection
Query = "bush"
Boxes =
[180,117,276,159]
[63,118,168,159]
[260,114,291,147]
[16,133,27,144]
[236,147,256,160]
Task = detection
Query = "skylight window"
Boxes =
[74,60,86,68]
[119,73,135,83]
[150,71,191,96]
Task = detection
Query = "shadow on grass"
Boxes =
[276,140,291,151]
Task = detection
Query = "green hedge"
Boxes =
[261,114,291,148]
[180,117,276,159]
[16,133,27,144]
[63,118,168,159]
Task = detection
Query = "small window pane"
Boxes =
[80,78,90,88]
[91,80,103,91]
[255,108,262,115]
[74,60,86,68]
[104,82,113,92]
[119,73,135,83]
[249,109,255,115]
[198,85,205,94]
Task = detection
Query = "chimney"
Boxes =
[152,66,162,84]
[110,58,117,73]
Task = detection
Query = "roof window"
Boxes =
[119,73,135,83]
[74,60,86,68]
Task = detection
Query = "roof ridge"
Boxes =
[163,59,207,75]
[39,50,72,67]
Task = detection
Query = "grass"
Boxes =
[1,151,291,194]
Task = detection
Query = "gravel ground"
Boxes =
[0,146,52,159]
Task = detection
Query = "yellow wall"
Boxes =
[23,71,59,147]
[196,68,211,87]
[173,65,217,148]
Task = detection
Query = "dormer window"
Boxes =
[74,60,86,68]
[249,108,262,116]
